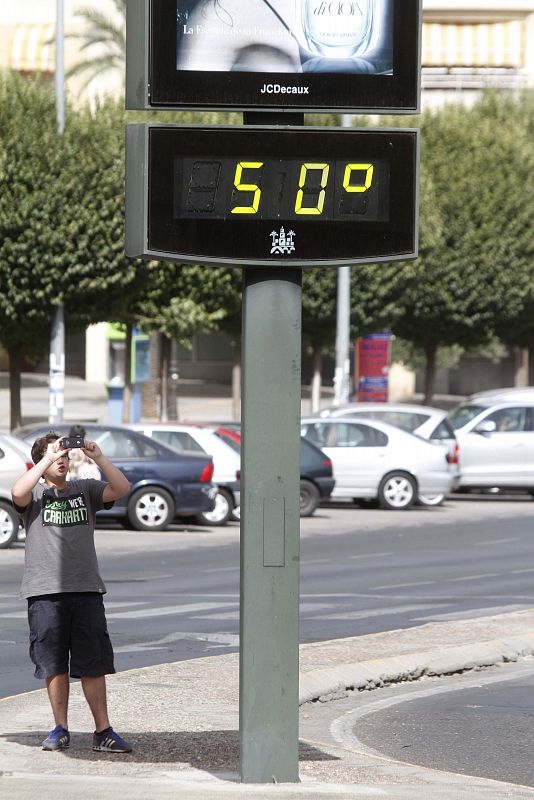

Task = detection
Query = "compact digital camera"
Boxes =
[61,436,84,449]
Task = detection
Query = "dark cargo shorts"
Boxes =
[27,592,115,679]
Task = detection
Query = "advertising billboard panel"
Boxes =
[356,333,392,401]
[126,0,421,112]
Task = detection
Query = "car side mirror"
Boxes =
[474,420,497,434]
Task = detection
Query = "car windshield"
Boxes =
[448,404,486,430]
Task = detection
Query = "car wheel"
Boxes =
[378,472,416,510]
[417,493,445,507]
[197,489,233,526]
[300,480,320,517]
[0,502,19,549]
[127,487,174,531]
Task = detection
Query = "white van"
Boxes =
[469,387,534,403]
[448,397,534,492]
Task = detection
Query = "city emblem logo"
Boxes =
[270,227,296,255]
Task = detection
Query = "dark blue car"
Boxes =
[13,423,217,531]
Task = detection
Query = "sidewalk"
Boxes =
[0,374,240,429]
[0,374,332,429]
[2,609,534,799]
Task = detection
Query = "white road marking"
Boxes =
[300,593,383,598]
[373,580,436,590]
[202,566,238,573]
[106,601,237,619]
[300,603,345,613]
[314,603,453,621]
[476,537,519,545]
[113,630,239,653]
[448,572,501,582]
[348,552,394,560]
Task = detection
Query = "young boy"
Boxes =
[12,432,133,753]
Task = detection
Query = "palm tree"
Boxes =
[65,0,126,91]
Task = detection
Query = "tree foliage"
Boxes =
[0,74,147,425]
[347,94,534,402]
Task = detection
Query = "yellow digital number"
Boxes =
[343,163,374,193]
[295,163,330,215]
[230,162,264,214]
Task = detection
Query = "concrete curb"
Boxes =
[299,633,534,704]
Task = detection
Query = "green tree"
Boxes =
[477,94,534,369]
[0,73,72,427]
[353,96,534,404]
[0,76,146,428]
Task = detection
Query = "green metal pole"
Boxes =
[240,268,302,783]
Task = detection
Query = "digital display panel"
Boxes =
[175,157,389,222]
[126,0,421,112]
[124,125,419,267]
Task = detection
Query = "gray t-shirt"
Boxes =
[18,479,108,599]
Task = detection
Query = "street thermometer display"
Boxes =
[125,125,419,267]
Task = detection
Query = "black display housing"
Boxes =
[125,124,419,268]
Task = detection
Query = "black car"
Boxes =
[215,427,335,516]
[13,423,217,531]
[298,438,335,515]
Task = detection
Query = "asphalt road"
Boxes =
[2,494,534,699]
[335,660,534,789]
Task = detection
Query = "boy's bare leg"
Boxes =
[81,675,110,732]
[45,673,69,729]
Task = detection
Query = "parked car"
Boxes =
[468,387,534,403]
[447,399,534,492]
[214,427,335,517]
[317,402,460,505]
[128,423,241,526]
[319,402,455,440]
[300,417,457,510]
[13,423,217,531]
[0,433,33,548]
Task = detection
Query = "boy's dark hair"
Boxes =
[31,432,60,465]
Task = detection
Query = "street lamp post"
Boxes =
[333,115,353,407]
[49,0,66,426]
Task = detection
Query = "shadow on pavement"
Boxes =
[2,730,339,772]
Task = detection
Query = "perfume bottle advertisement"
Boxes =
[176,0,393,75]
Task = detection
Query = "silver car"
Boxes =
[0,433,32,548]
[301,417,456,510]
[318,402,460,504]
[448,399,534,492]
